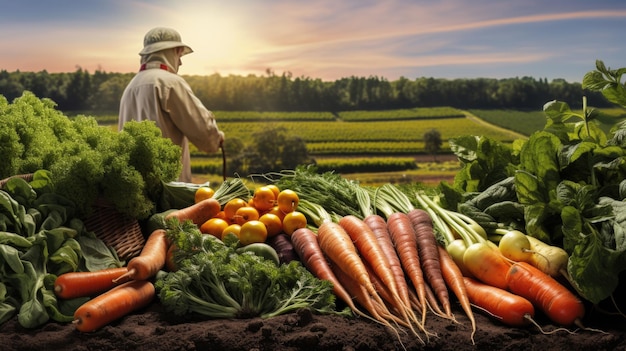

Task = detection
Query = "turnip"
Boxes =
[497,230,534,263]
[526,235,569,277]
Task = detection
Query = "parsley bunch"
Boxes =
[0,91,182,219]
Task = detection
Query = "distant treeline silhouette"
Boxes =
[0,67,611,113]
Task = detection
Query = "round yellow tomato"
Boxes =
[239,220,268,245]
[194,186,215,203]
[200,218,229,239]
[282,210,307,235]
[234,206,260,225]
[265,184,281,199]
[252,186,276,211]
[222,223,242,241]
[223,198,248,221]
[277,189,299,214]
[268,205,286,221]
[259,213,283,237]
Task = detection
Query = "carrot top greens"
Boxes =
[155,219,342,319]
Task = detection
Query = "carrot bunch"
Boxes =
[292,180,590,346]
[54,227,168,332]
[413,190,586,330]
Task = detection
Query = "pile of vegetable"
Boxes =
[1,60,625,345]
[439,60,626,304]
[0,92,182,220]
[0,172,123,329]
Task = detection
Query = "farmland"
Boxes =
[98,106,625,186]
[191,107,527,186]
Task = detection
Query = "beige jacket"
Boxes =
[119,49,223,183]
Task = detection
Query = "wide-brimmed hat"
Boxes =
[139,27,193,56]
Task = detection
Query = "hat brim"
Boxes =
[139,41,193,56]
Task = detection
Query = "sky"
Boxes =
[1,0,625,83]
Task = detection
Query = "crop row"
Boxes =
[314,157,418,173]
[336,107,465,121]
[190,156,420,175]
[219,118,521,143]
[307,141,429,155]
[215,111,336,122]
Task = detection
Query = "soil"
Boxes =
[3,162,625,350]
[2,293,626,351]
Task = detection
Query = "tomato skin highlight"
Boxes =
[223,198,248,222]
[239,220,268,245]
[194,186,215,203]
[277,189,299,214]
[259,213,283,237]
[222,224,242,241]
[234,206,260,225]
[200,218,230,238]
[253,186,276,211]
[282,211,307,235]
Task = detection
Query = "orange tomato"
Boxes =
[200,218,229,239]
[234,206,260,225]
[252,186,276,211]
[259,213,283,237]
[222,223,242,241]
[223,198,248,221]
[239,220,268,245]
[277,189,299,214]
[268,206,286,221]
[265,184,281,199]
[282,210,307,235]
[194,186,215,203]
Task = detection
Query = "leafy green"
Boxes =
[0,92,182,219]
[155,219,341,319]
[444,60,626,304]
[0,175,123,328]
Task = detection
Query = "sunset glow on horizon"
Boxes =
[1,0,625,82]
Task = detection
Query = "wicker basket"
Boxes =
[0,174,145,261]
[82,198,146,261]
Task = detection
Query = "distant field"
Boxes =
[469,107,626,136]
[94,105,626,185]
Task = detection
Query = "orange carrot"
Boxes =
[165,197,221,225]
[290,227,364,316]
[113,229,169,283]
[73,280,155,332]
[363,214,413,311]
[331,259,407,338]
[338,215,413,322]
[438,245,476,342]
[362,258,400,316]
[54,267,128,299]
[462,276,535,327]
[506,261,585,326]
[386,212,427,326]
[316,221,383,307]
[165,242,178,272]
[408,209,451,318]
[423,281,446,318]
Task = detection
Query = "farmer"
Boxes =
[119,27,224,183]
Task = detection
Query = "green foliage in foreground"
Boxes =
[441,60,626,304]
[157,219,342,319]
[0,92,182,219]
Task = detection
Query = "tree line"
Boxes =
[0,67,611,113]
